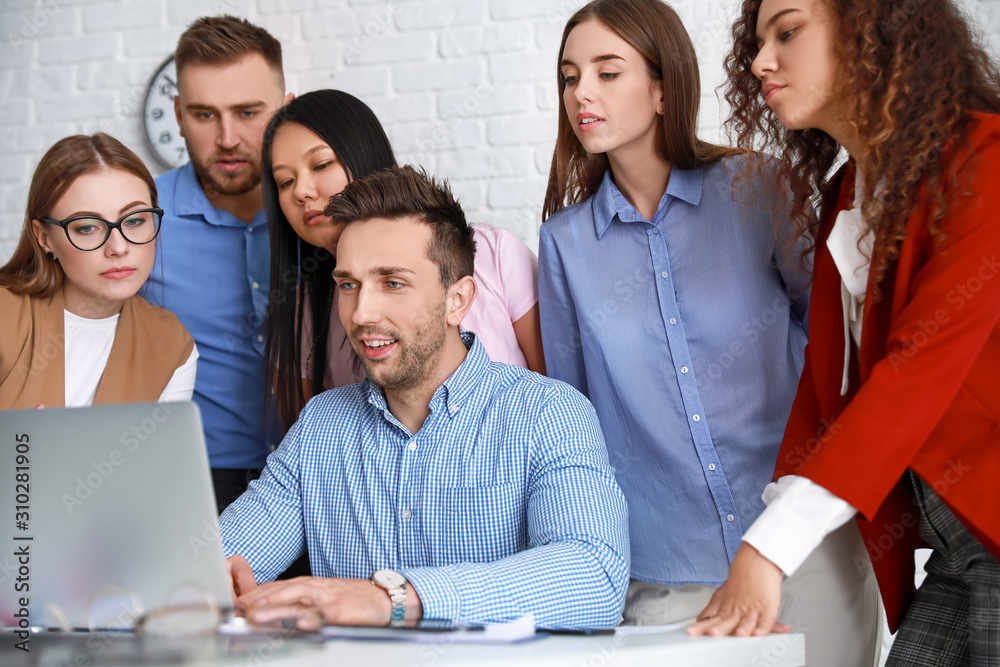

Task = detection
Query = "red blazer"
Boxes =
[774,111,1000,632]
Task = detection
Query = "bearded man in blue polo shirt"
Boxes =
[218,167,630,628]
[143,16,293,511]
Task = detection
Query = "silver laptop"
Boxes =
[0,402,231,631]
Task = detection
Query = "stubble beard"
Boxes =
[354,302,449,394]
[189,149,262,197]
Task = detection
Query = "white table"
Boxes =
[222,628,806,667]
[2,627,804,666]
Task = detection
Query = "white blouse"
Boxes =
[742,169,876,576]
[63,309,198,408]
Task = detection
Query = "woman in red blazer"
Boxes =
[689,0,1000,663]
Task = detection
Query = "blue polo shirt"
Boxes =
[143,162,280,469]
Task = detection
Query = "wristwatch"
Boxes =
[372,569,407,627]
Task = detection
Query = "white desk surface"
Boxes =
[2,627,804,666]
[202,629,806,667]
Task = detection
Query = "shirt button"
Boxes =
[681,366,689,373]
[652,228,659,234]
[727,514,735,522]
[708,463,716,471]
[669,317,677,325]
[401,509,411,520]
[692,414,700,422]
[660,271,668,278]
[247,227,254,232]
[257,335,264,343]
[252,281,259,289]
[407,442,416,451]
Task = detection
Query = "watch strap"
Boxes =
[387,585,406,625]
[372,570,407,627]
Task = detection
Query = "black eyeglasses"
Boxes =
[41,207,163,251]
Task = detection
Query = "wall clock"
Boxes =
[142,55,189,171]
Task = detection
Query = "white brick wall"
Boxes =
[1,0,999,262]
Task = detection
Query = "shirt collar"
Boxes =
[592,167,704,238]
[172,162,264,228]
[365,331,490,422]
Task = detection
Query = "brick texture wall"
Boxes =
[1,0,998,262]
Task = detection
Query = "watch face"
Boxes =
[142,55,189,171]
[373,569,407,589]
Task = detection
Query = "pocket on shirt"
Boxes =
[442,483,527,562]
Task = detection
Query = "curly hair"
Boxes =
[724,0,1000,292]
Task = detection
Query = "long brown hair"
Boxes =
[724,0,1000,289]
[543,0,738,221]
[0,133,157,297]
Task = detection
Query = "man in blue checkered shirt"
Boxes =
[218,166,629,629]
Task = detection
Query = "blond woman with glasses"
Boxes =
[0,133,197,409]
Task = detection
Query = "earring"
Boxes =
[46,251,55,261]
[659,107,663,113]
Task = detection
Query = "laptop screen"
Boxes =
[0,402,230,631]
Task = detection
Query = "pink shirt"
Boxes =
[303,224,539,388]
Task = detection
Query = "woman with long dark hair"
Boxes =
[263,90,544,430]
[691,2,1000,663]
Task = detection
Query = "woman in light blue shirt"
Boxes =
[538,1,877,664]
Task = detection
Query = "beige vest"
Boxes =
[0,286,194,409]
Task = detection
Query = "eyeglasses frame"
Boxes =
[40,207,164,252]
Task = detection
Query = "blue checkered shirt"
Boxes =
[219,333,630,627]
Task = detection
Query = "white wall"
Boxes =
[1,0,999,263]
